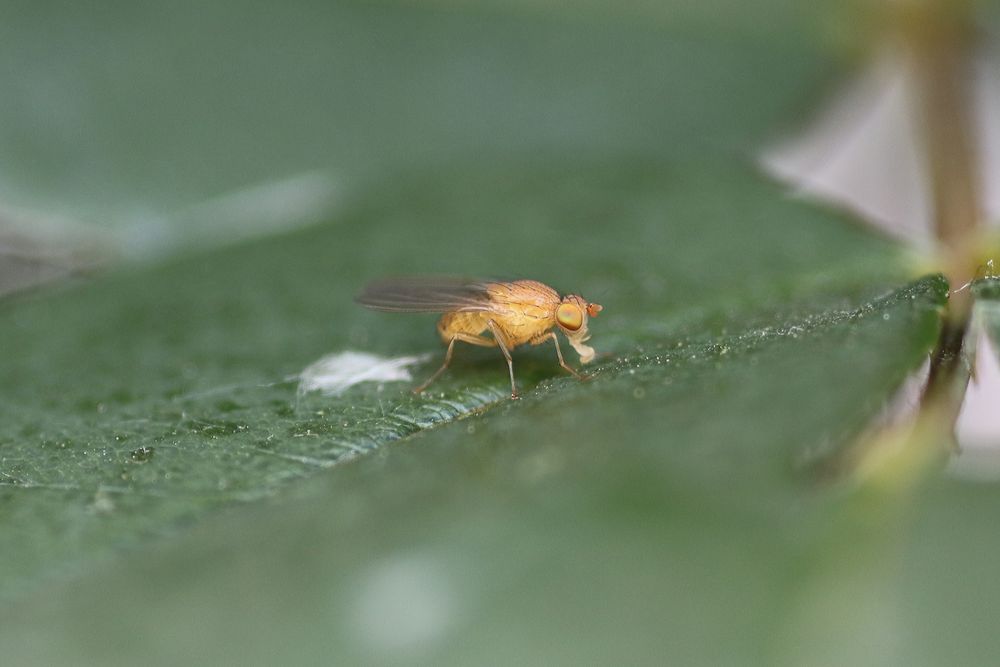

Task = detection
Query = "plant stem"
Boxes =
[901,0,981,431]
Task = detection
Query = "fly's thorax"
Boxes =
[493,305,557,347]
[479,282,561,347]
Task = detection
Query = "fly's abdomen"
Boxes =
[437,311,489,342]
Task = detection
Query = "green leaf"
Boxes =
[0,267,945,663]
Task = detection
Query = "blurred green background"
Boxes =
[0,1,998,664]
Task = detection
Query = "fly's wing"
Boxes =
[355,276,495,313]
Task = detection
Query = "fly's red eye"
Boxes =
[556,303,583,331]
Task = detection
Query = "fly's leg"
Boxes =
[413,337,456,394]
[487,320,518,399]
[413,333,494,394]
[534,332,585,380]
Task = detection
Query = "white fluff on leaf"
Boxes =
[298,351,429,396]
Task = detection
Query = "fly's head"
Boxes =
[554,295,603,363]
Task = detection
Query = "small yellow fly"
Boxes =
[356,277,603,398]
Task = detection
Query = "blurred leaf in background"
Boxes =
[0,0,998,664]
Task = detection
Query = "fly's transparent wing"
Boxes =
[355,276,494,313]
